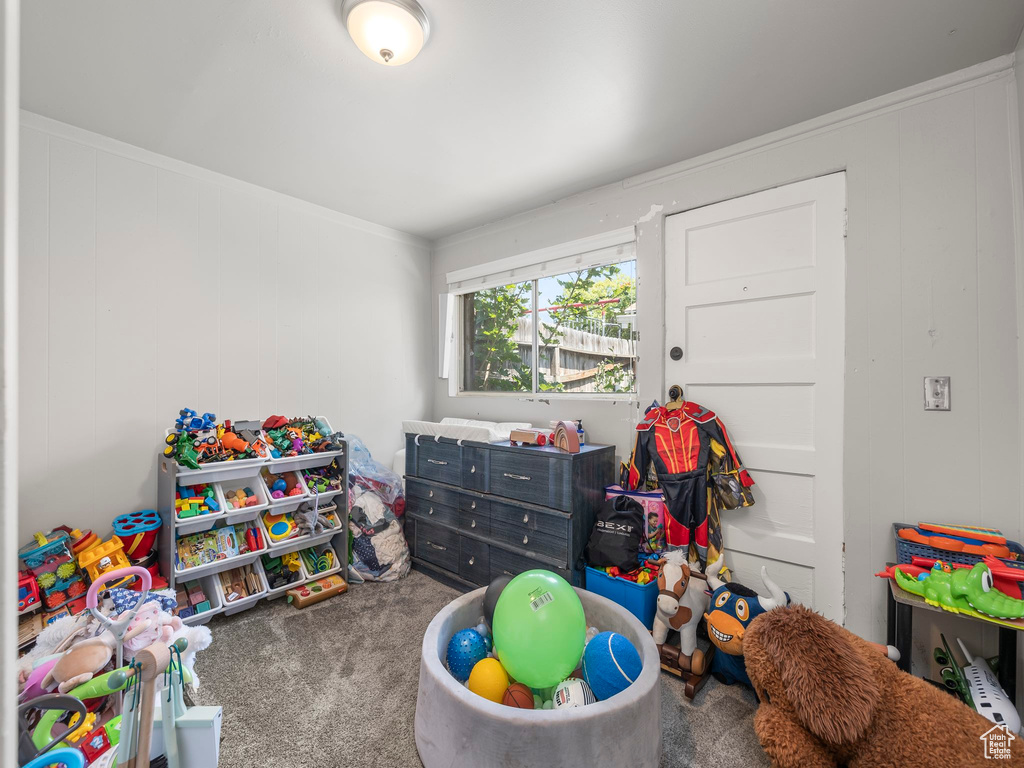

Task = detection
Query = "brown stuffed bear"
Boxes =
[744,604,1014,768]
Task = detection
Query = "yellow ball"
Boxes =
[467,658,509,703]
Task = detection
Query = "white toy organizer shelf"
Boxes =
[156,429,349,625]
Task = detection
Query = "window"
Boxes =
[461,260,637,395]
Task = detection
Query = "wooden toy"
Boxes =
[553,420,581,453]
[287,574,348,608]
[18,611,44,649]
[78,539,132,587]
[509,428,548,446]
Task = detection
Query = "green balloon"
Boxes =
[492,570,586,688]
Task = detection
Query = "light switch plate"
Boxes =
[924,376,950,411]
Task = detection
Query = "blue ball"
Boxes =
[581,631,642,701]
[446,628,487,682]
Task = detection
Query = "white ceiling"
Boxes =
[21,1,1024,240]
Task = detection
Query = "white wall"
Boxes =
[18,113,433,538]
[0,1,16,764]
[432,57,1024,686]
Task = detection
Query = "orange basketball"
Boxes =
[502,682,535,709]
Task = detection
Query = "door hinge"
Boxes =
[843,208,848,238]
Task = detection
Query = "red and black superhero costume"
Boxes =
[623,401,754,570]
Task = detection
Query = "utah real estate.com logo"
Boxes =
[980,724,1016,760]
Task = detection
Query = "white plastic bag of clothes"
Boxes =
[349,489,410,581]
[346,435,410,581]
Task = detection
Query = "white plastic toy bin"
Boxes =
[174,480,226,535]
[163,428,266,474]
[297,542,341,580]
[260,501,344,557]
[415,586,662,768]
[220,557,269,617]
[262,553,308,599]
[173,519,267,582]
[267,416,344,473]
[178,573,224,627]
[260,466,310,508]
[214,474,271,526]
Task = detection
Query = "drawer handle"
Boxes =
[427,459,448,466]
[522,513,529,523]
[429,489,434,497]
[428,507,434,515]
[427,541,447,552]
[471,501,476,510]
[471,465,477,474]
[468,556,475,566]
[470,519,477,529]
[523,535,529,545]
[504,472,531,481]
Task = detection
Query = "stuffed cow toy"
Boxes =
[703,563,789,686]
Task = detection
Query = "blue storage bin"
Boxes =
[585,566,658,630]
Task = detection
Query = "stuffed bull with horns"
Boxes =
[651,550,710,675]
[703,557,790,687]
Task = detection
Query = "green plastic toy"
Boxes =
[893,560,1024,620]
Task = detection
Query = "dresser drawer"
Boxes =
[490,501,568,539]
[413,499,459,529]
[407,478,460,508]
[417,521,459,572]
[491,517,568,563]
[459,538,490,586]
[413,439,462,485]
[461,447,489,492]
[459,495,490,517]
[488,451,571,510]
[490,545,570,583]
[458,508,490,537]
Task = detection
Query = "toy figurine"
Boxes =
[651,551,711,697]
[703,559,789,687]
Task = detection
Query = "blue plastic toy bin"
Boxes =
[585,566,658,630]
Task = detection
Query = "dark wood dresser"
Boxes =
[404,435,615,588]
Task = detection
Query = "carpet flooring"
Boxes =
[191,568,769,768]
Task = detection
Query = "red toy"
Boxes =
[18,570,39,612]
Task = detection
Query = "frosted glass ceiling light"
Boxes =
[342,0,430,66]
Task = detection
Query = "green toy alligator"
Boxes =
[893,561,1024,620]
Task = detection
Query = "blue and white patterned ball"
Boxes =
[446,628,488,682]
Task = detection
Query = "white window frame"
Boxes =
[444,227,638,400]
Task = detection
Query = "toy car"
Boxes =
[18,571,39,611]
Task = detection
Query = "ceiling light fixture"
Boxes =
[341,0,430,66]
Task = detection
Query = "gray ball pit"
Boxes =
[415,585,662,768]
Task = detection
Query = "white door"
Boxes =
[664,173,846,622]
